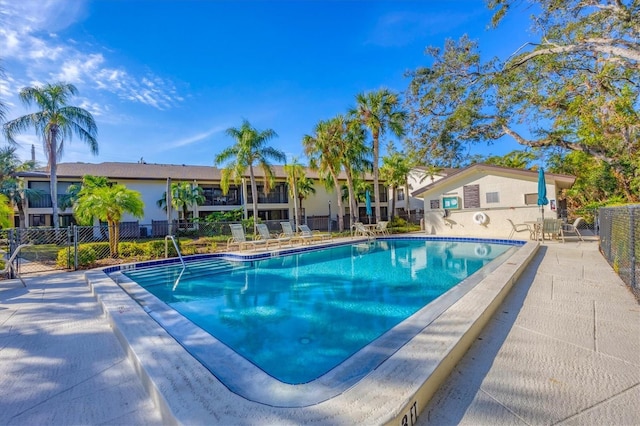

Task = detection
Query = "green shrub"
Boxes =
[145,240,179,258]
[390,216,408,228]
[57,245,97,268]
[119,242,146,258]
[86,242,112,260]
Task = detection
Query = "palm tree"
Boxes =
[297,176,316,222]
[0,146,40,227]
[338,116,371,226]
[380,151,412,219]
[73,176,144,258]
[283,157,305,229]
[303,119,345,231]
[157,181,205,221]
[215,119,285,232]
[350,89,406,222]
[3,82,98,228]
[0,194,13,229]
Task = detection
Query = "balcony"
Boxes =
[202,187,241,206]
[247,184,288,204]
[27,192,76,209]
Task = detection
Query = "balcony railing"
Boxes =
[29,194,68,209]
[246,193,289,204]
[202,196,241,206]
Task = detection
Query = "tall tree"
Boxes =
[488,0,640,66]
[406,2,640,201]
[296,176,316,221]
[303,119,345,231]
[157,181,205,221]
[350,89,407,222]
[331,115,371,227]
[405,36,500,168]
[284,157,305,229]
[215,119,285,231]
[0,146,40,227]
[3,83,98,227]
[380,151,411,219]
[73,176,144,258]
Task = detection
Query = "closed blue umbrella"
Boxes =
[537,168,549,221]
[365,190,372,223]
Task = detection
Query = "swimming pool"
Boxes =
[112,237,517,404]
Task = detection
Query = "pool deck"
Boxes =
[0,235,638,425]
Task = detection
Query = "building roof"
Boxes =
[17,162,369,182]
[411,163,576,198]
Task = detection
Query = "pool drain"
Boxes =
[299,337,311,344]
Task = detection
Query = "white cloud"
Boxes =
[158,124,228,152]
[0,0,184,112]
[79,99,108,117]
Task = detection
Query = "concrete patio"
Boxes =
[0,237,638,425]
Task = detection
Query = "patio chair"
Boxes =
[562,217,584,241]
[256,223,291,248]
[375,221,390,236]
[227,223,267,251]
[507,219,533,240]
[353,222,375,238]
[298,224,332,242]
[280,222,307,245]
[541,218,564,242]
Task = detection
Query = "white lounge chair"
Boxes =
[507,219,533,240]
[280,222,307,245]
[298,224,332,242]
[256,223,291,248]
[562,217,585,241]
[227,224,267,251]
[353,222,375,237]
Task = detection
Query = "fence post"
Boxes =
[73,225,79,270]
[630,206,636,291]
[7,229,16,279]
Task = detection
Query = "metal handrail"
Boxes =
[3,243,32,287]
[165,235,186,291]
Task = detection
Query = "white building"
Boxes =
[15,162,389,230]
[412,164,576,238]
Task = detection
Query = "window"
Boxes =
[486,192,500,203]
[30,214,49,227]
[397,189,405,201]
[524,193,538,205]
[430,199,440,209]
[463,185,480,208]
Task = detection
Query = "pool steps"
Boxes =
[125,259,249,288]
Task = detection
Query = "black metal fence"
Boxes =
[0,210,421,278]
[598,205,639,300]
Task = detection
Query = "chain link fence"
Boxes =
[598,205,639,300]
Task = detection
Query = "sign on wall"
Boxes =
[442,196,460,210]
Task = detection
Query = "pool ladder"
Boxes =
[165,235,186,291]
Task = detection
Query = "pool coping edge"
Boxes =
[85,238,539,425]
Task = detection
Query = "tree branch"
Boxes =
[506,40,640,70]
[501,126,616,166]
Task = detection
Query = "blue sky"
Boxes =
[0,0,533,167]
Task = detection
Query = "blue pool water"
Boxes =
[123,239,510,384]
